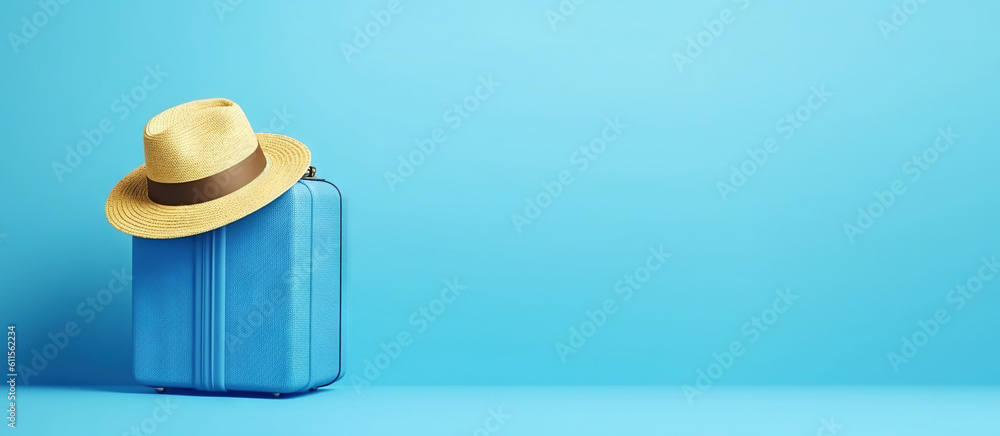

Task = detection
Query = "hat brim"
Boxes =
[106,133,311,239]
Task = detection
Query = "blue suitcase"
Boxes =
[132,168,342,395]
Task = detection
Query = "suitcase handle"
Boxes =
[302,166,317,179]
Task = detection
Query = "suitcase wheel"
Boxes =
[154,387,166,394]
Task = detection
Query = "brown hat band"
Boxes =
[146,145,267,206]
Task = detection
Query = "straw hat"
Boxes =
[106,98,311,239]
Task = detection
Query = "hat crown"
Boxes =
[143,98,259,184]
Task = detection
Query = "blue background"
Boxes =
[2,0,999,392]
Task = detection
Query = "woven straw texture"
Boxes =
[106,98,311,239]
